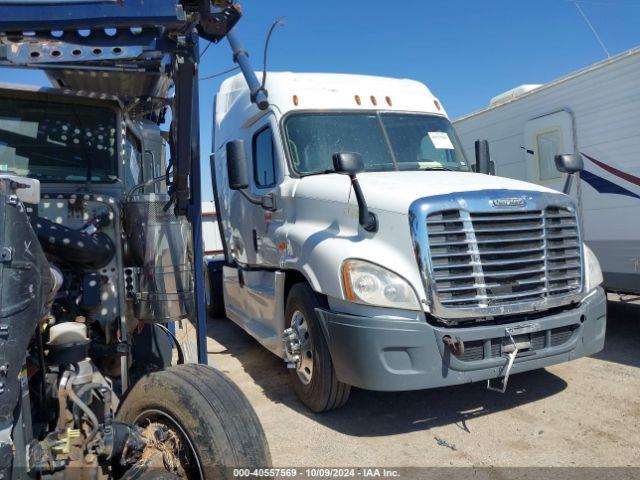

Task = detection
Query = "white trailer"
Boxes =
[454,47,640,294]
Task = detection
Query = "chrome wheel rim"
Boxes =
[291,310,313,385]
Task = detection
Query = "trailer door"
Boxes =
[524,110,576,195]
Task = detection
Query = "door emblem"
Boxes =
[491,197,526,208]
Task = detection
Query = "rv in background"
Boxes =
[454,47,640,295]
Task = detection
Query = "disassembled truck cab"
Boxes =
[0,1,271,478]
[211,72,607,411]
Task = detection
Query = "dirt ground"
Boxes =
[203,294,640,470]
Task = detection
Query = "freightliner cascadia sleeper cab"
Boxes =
[208,72,606,412]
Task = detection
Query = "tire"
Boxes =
[285,283,351,412]
[206,260,225,318]
[116,364,271,479]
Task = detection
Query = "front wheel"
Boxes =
[285,283,351,412]
[116,364,271,479]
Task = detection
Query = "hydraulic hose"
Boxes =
[55,371,72,433]
[66,374,100,444]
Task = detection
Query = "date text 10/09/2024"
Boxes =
[232,468,401,478]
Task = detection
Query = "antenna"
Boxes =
[261,18,286,90]
[572,1,611,58]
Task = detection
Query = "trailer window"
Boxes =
[536,130,562,181]
[0,98,118,183]
[253,127,276,188]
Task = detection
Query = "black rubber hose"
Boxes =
[36,217,115,270]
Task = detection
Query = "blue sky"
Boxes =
[2,0,639,201]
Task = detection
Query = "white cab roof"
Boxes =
[214,72,446,150]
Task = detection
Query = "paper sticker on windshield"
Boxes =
[428,131,454,150]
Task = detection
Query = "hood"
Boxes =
[294,171,559,213]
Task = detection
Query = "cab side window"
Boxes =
[252,127,276,188]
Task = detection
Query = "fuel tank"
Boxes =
[123,193,194,323]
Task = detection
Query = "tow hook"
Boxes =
[487,330,519,393]
[442,335,465,357]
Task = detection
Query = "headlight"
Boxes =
[341,259,420,310]
[584,244,603,292]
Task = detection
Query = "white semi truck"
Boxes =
[208,72,607,412]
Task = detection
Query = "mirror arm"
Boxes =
[126,174,167,198]
[238,189,263,206]
[350,177,377,232]
[563,173,575,195]
[236,189,276,211]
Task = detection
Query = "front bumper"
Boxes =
[316,287,606,391]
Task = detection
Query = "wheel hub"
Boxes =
[283,310,313,385]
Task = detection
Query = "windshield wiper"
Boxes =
[419,166,456,171]
[301,169,335,177]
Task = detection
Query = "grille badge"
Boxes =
[491,197,526,208]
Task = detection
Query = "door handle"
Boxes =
[252,229,258,252]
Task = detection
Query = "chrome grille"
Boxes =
[426,206,582,310]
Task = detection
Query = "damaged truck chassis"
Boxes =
[0,1,270,478]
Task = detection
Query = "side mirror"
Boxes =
[331,151,377,232]
[474,139,491,175]
[226,140,249,190]
[332,152,364,177]
[554,153,584,174]
[555,153,583,195]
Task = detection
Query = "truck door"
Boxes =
[248,115,283,267]
[221,113,286,353]
[524,110,577,195]
[225,113,282,267]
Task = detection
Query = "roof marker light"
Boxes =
[354,95,361,106]
[293,95,299,106]
[385,96,392,106]
[434,99,441,111]
[370,96,377,106]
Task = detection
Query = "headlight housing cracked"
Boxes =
[341,259,420,310]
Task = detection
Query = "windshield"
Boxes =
[283,112,470,175]
[0,98,118,183]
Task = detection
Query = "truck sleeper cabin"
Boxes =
[208,72,607,412]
